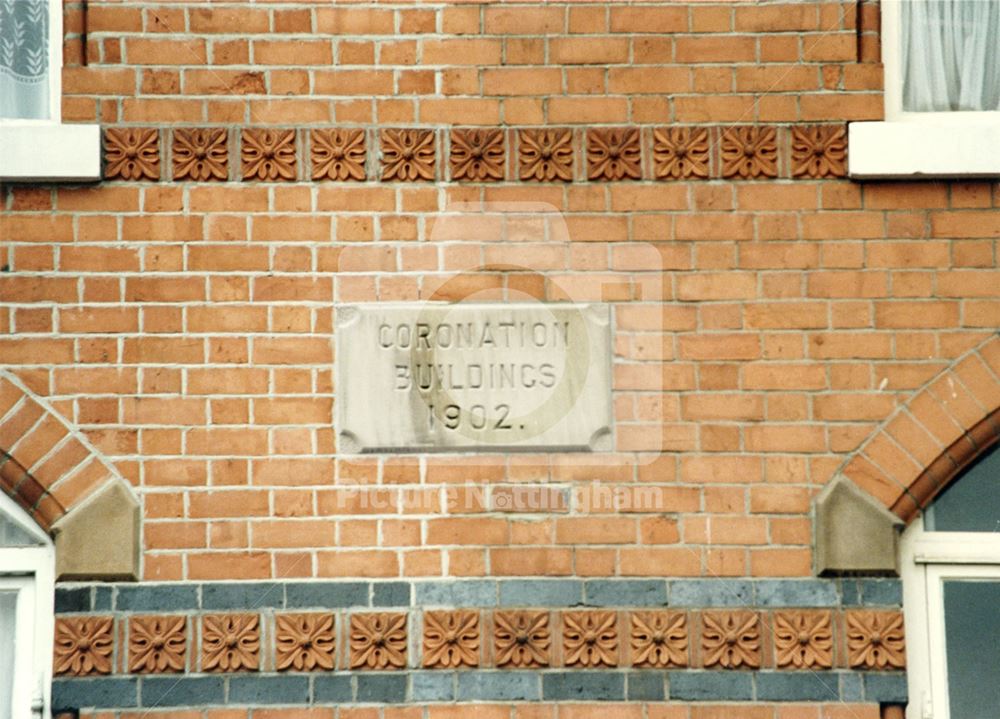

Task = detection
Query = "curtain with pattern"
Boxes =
[902,0,1000,112]
[0,0,49,120]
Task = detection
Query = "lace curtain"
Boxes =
[902,0,1000,112]
[0,0,49,120]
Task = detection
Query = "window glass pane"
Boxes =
[943,580,1000,719]
[901,0,1000,112]
[925,442,1000,532]
[0,591,14,715]
[0,0,49,120]
[0,510,40,546]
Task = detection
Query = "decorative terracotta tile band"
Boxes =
[101,124,848,183]
[51,579,906,708]
[52,607,904,677]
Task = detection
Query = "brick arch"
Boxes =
[0,371,126,532]
[840,333,1000,523]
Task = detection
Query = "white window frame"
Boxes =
[0,491,54,719]
[849,0,1000,179]
[900,519,1000,719]
[0,0,100,182]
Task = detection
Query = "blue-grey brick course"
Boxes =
[115,585,198,612]
[93,585,113,611]
[356,673,407,703]
[53,678,138,710]
[415,580,496,607]
[312,674,353,703]
[410,671,455,702]
[50,668,903,708]
[201,582,284,610]
[55,587,91,613]
[499,580,583,606]
[840,580,862,606]
[840,672,864,702]
[53,578,909,616]
[668,671,753,701]
[542,672,625,701]
[228,675,310,705]
[669,580,753,607]
[585,580,667,607]
[756,672,841,701]
[626,671,666,700]
[457,671,540,701]
[140,676,224,707]
[755,580,839,607]
[285,581,369,608]
[860,579,903,606]
[864,673,908,703]
[372,581,411,607]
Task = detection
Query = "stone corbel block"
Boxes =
[52,479,140,581]
[814,476,903,576]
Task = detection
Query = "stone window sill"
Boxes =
[0,123,101,182]
[849,120,1000,179]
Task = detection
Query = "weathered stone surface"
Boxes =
[336,303,612,453]
[814,477,903,575]
[53,480,140,581]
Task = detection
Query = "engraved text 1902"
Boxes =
[336,303,612,453]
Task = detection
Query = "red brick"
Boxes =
[189,7,269,34]
[254,41,332,65]
[484,6,564,34]
[314,70,394,96]
[679,334,761,361]
[126,39,206,65]
[188,552,270,580]
[676,36,756,63]
[550,37,629,64]
[734,3,820,31]
[316,7,395,34]
[422,39,502,66]
[875,301,960,328]
[609,6,688,33]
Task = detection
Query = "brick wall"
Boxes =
[2,1,999,715]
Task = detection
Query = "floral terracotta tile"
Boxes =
[587,127,642,180]
[450,128,505,181]
[562,610,618,667]
[104,128,159,181]
[311,128,366,181]
[381,129,435,181]
[720,126,778,179]
[494,610,551,668]
[350,612,407,669]
[275,613,336,671]
[518,129,573,182]
[791,124,847,178]
[172,128,228,181]
[653,126,710,180]
[773,610,833,669]
[54,616,114,676]
[846,610,905,669]
[128,615,186,673]
[423,610,480,668]
[630,611,688,668]
[701,610,761,668]
[241,128,296,181]
[201,614,260,672]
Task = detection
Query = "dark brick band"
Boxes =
[56,577,902,614]
[53,669,906,709]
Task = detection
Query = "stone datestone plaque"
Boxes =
[336,303,612,453]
